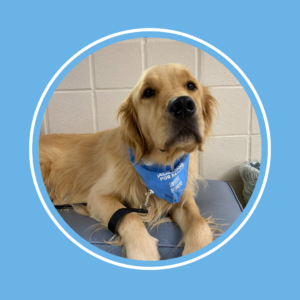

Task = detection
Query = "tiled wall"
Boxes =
[41,38,261,206]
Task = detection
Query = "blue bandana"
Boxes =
[129,149,190,203]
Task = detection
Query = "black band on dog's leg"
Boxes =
[54,203,87,209]
[108,208,148,234]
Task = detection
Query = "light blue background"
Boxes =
[1,1,299,299]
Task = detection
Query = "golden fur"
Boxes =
[39,63,218,260]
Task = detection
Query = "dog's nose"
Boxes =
[167,96,196,119]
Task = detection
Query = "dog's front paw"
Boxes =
[182,223,213,256]
[125,236,160,261]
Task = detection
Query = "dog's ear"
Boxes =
[198,86,218,151]
[117,94,147,162]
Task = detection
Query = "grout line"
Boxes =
[249,104,253,135]
[55,88,92,92]
[90,54,98,133]
[95,88,132,93]
[40,120,46,135]
[209,85,242,89]
[248,103,252,136]
[145,38,148,69]
[211,134,249,138]
[55,90,92,93]
[197,48,202,83]
[200,49,204,84]
[54,86,136,94]
[246,135,250,161]
[44,107,50,134]
[55,87,134,92]
[95,87,133,91]
[141,38,147,71]
[247,102,253,160]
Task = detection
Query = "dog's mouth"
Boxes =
[161,122,202,152]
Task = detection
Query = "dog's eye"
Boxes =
[142,88,155,98]
[187,82,196,91]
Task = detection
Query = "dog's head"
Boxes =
[117,63,218,164]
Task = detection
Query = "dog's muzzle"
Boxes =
[164,96,201,149]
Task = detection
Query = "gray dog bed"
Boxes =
[57,180,243,260]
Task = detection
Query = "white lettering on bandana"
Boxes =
[128,149,190,203]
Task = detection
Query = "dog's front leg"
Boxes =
[171,196,213,256]
[87,193,160,261]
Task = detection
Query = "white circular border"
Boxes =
[29,28,271,270]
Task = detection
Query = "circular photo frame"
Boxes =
[29,28,271,270]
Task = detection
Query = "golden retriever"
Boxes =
[39,63,218,261]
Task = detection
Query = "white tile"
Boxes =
[201,51,240,86]
[94,40,142,88]
[57,56,91,90]
[119,38,142,43]
[146,39,196,75]
[96,90,130,131]
[48,92,94,134]
[250,135,261,160]
[42,40,256,196]
[210,88,250,136]
[203,136,248,181]
[251,106,260,134]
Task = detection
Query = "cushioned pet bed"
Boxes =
[57,180,243,260]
